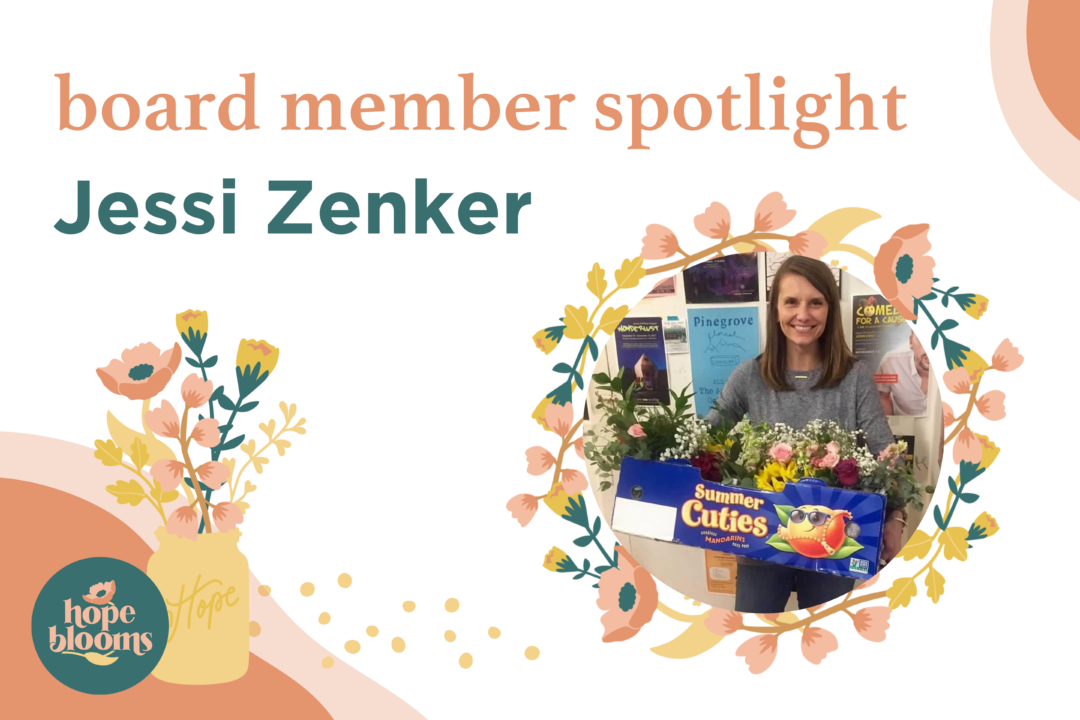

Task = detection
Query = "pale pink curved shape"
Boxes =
[181,373,214,408]
[953,428,982,465]
[507,493,539,527]
[574,437,585,460]
[191,418,222,448]
[976,390,1007,420]
[560,469,588,495]
[853,606,891,642]
[789,231,827,258]
[150,459,186,492]
[694,202,732,239]
[213,501,245,532]
[942,401,956,427]
[735,634,778,674]
[525,447,556,475]
[754,192,796,232]
[145,400,181,438]
[801,627,838,664]
[704,608,742,637]
[859,573,880,591]
[943,367,973,394]
[167,506,199,540]
[545,401,574,437]
[0,432,427,720]
[196,460,229,490]
[641,224,680,259]
[991,0,1080,200]
[991,338,1024,371]
[628,424,646,439]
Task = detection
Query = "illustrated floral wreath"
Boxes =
[509,193,1021,671]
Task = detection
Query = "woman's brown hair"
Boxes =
[760,255,854,390]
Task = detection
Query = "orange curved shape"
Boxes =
[1028,0,1080,142]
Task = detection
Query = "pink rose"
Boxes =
[820,452,840,469]
[768,443,793,463]
[810,456,824,468]
[834,458,859,487]
[628,424,646,439]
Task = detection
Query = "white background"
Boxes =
[1,1,1073,717]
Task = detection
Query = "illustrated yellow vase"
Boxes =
[146,527,250,684]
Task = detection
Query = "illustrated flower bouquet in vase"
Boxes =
[94,310,306,685]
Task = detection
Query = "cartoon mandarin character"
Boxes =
[777,505,860,559]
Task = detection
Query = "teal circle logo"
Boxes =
[31,557,168,694]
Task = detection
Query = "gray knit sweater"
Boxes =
[704,358,894,456]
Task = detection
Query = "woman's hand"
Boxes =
[881,514,906,564]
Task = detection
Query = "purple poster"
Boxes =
[683,254,760,304]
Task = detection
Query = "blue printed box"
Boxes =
[611,457,886,579]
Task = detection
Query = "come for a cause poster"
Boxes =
[1,2,1072,719]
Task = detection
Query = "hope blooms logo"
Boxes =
[31,557,168,694]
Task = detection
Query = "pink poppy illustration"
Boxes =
[507,494,539,527]
[150,459,186,492]
[976,390,1006,420]
[167,506,199,540]
[641,224,681,259]
[145,400,181,438]
[789,230,828,258]
[852,606,891,642]
[525,447,555,475]
[545,402,574,437]
[595,546,659,643]
[82,581,116,605]
[991,339,1024,371]
[943,367,976,394]
[97,342,182,400]
[213,502,245,532]
[942,401,956,426]
[704,608,743,637]
[801,627,839,664]
[196,461,229,490]
[694,202,732,239]
[188,418,220,448]
[574,437,585,460]
[560,469,588,495]
[872,224,936,321]
[754,192,796,232]
[180,374,214,408]
[953,427,982,465]
[735,634,778,674]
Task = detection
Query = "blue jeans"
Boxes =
[735,561,855,613]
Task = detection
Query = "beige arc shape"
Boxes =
[0,431,425,720]
[991,0,1080,200]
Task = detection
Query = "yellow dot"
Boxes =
[488,627,501,639]
[366,625,379,637]
[445,598,459,613]
[258,585,271,597]
[391,637,406,653]
[403,600,416,612]
[444,630,456,642]
[249,621,261,637]
[300,582,315,597]
[338,573,352,588]
[322,657,334,669]
[525,646,540,660]
[459,652,473,669]
[319,612,331,625]
[344,640,360,654]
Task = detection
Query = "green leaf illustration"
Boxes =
[765,534,796,553]
[774,505,795,525]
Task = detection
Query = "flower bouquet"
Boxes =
[93,310,306,685]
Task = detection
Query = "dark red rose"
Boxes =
[834,458,860,487]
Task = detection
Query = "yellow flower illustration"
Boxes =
[543,546,569,572]
[962,294,989,319]
[532,329,560,355]
[533,397,554,430]
[972,433,1000,472]
[176,309,209,338]
[544,485,580,517]
[971,511,999,539]
[755,461,798,492]
[237,339,280,376]
[959,349,989,384]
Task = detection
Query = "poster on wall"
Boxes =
[662,317,689,354]
[613,317,670,406]
[852,295,929,417]
[683,254,759,304]
[687,307,760,417]
[765,252,841,298]
[646,277,677,297]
